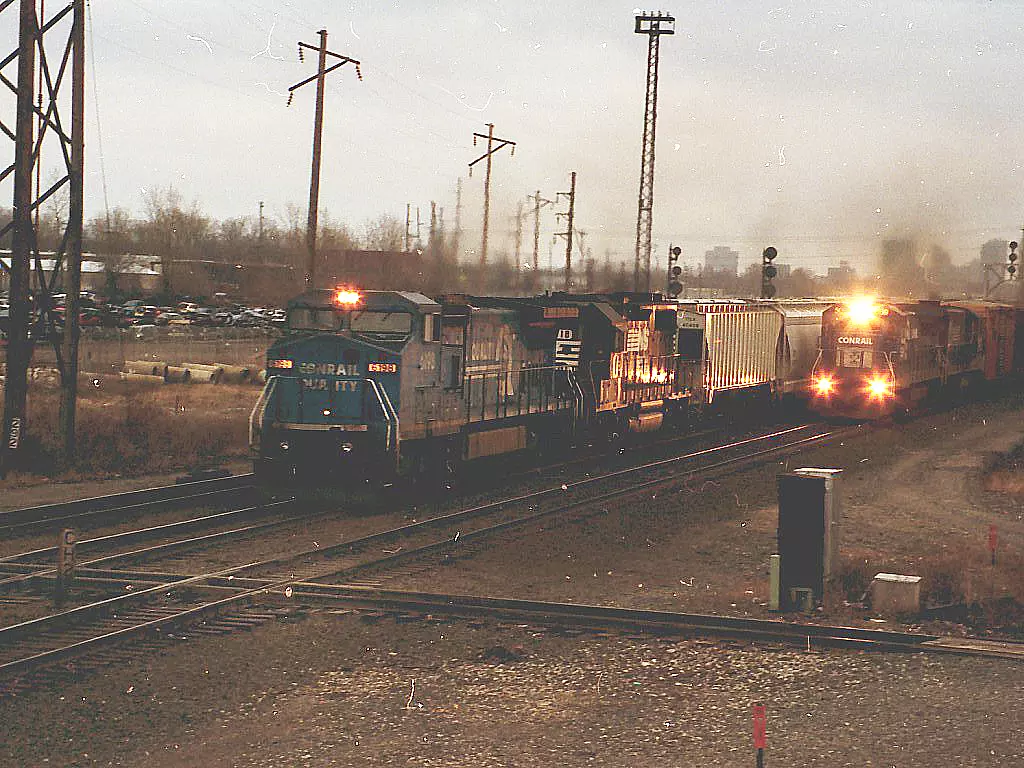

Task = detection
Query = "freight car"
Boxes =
[249,289,828,484]
[809,297,1017,418]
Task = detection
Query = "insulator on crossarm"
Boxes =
[298,45,304,62]
[287,92,293,107]
[355,63,363,80]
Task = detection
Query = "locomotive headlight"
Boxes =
[340,442,353,453]
[846,296,879,326]
[815,376,835,396]
[279,441,290,451]
[867,376,891,399]
[322,408,332,417]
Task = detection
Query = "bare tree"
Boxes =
[362,213,405,251]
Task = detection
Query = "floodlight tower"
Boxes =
[632,11,675,292]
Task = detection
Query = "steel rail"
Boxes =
[0,472,256,533]
[0,424,844,677]
[279,586,1024,660]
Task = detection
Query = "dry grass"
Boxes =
[3,380,253,481]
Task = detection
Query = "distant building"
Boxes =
[773,263,792,280]
[827,260,856,281]
[0,251,162,293]
[704,246,739,275]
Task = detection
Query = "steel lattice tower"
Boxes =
[633,12,674,292]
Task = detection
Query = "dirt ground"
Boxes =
[1,395,1023,766]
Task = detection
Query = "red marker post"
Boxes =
[752,702,767,767]
[988,524,998,566]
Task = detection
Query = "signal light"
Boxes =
[667,245,683,298]
[1009,242,1019,279]
[761,246,777,299]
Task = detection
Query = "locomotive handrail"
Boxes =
[248,376,278,450]
[371,378,401,466]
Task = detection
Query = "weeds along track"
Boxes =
[0,422,858,683]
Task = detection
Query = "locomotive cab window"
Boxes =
[839,348,873,368]
[289,307,342,331]
[423,313,441,342]
[350,311,413,336]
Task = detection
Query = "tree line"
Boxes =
[0,187,996,303]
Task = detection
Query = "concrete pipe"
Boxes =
[182,363,224,384]
[187,367,220,384]
[119,372,165,386]
[125,360,168,377]
[217,364,251,384]
[164,366,192,383]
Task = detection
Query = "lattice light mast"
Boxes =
[0,0,86,473]
[632,11,674,292]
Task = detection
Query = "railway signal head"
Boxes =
[1009,242,1019,277]
[761,246,778,298]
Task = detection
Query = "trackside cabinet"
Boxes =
[776,468,842,609]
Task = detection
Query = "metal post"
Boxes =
[305,29,328,291]
[59,0,86,463]
[2,0,38,475]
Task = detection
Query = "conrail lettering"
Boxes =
[837,336,874,345]
[297,362,359,376]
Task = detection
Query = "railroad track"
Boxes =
[0,472,257,536]
[0,422,854,682]
[285,586,1024,661]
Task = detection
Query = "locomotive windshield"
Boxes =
[288,307,343,331]
[350,311,412,335]
[838,348,874,368]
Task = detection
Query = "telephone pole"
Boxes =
[468,123,515,291]
[0,0,87,472]
[453,177,463,263]
[256,200,265,263]
[528,189,552,290]
[555,171,577,292]
[632,11,675,292]
[288,29,360,291]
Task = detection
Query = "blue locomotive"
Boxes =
[250,289,828,484]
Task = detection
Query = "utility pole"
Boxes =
[288,29,360,291]
[527,190,554,292]
[0,0,86,472]
[555,171,577,293]
[468,123,515,292]
[453,177,463,263]
[632,11,675,292]
[513,200,524,281]
[405,203,412,252]
[256,200,265,263]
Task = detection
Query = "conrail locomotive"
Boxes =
[809,297,1020,418]
[249,288,832,484]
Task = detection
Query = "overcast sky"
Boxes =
[7,1,1024,275]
